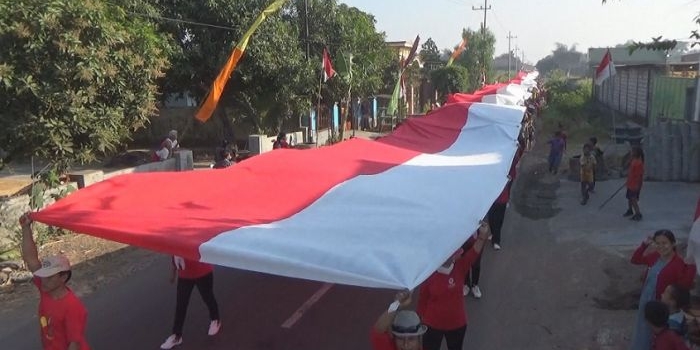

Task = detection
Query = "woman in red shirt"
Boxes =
[630,230,696,350]
[160,257,221,349]
[624,147,645,221]
[417,222,490,350]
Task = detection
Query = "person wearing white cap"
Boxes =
[19,213,90,350]
[371,290,426,350]
[154,130,179,161]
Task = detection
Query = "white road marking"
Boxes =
[281,283,334,328]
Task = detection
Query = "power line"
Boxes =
[471,0,492,33]
[123,10,238,31]
[103,1,238,31]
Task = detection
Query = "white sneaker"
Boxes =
[471,286,482,299]
[493,243,501,251]
[208,320,221,336]
[160,335,182,349]
[462,285,470,296]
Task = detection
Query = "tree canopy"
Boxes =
[451,28,496,91]
[0,0,394,168]
[535,43,587,78]
[0,0,171,170]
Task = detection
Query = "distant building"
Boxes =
[588,47,699,123]
[386,40,422,66]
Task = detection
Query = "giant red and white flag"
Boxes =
[595,50,616,86]
[30,78,535,290]
[322,48,336,82]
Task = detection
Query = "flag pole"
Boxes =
[609,49,616,145]
[316,72,322,148]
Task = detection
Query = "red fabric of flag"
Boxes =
[322,48,336,82]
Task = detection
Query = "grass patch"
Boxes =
[541,78,610,150]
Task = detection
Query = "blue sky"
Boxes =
[341,0,697,63]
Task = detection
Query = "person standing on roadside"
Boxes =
[624,147,645,221]
[19,213,90,350]
[580,144,597,205]
[630,230,696,350]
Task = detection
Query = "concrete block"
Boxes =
[173,149,193,171]
[68,170,104,189]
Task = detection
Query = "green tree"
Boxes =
[156,0,391,139]
[301,1,392,140]
[0,0,171,171]
[154,0,312,136]
[535,43,586,77]
[430,65,469,99]
[420,38,442,70]
[452,28,496,91]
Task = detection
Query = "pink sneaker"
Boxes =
[160,335,182,349]
[208,320,221,336]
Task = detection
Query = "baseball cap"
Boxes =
[391,310,427,337]
[33,255,71,277]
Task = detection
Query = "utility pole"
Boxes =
[304,0,310,61]
[472,0,492,33]
[507,31,517,78]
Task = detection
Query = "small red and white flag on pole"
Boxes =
[322,48,337,82]
[595,49,616,86]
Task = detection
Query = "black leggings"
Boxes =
[423,325,467,350]
[488,202,507,245]
[461,240,482,286]
[172,272,219,336]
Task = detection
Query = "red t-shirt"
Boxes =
[417,246,481,330]
[496,150,521,204]
[174,257,213,279]
[33,278,90,350]
[626,159,644,191]
[652,329,690,350]
[495,183,511,204]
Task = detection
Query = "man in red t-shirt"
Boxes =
[370,290,425,350]
[19,213,90,350]
[160,256,221,349]
[417,222,491,350]
[624,147,645,221]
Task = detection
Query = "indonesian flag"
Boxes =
[322,48,336,82]
[30,78,536,290]
[595,49,616,86]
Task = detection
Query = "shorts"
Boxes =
[626,189,640,200]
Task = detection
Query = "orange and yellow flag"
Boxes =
[446,37,468,67]
[195,0,288,122]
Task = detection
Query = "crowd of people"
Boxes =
[20,81,700,350]
[369,88,544,350]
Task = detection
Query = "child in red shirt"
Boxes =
[20,214,90,350]
[644,300,689,350]
[624,147,645,221]
[417,222,491,350]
